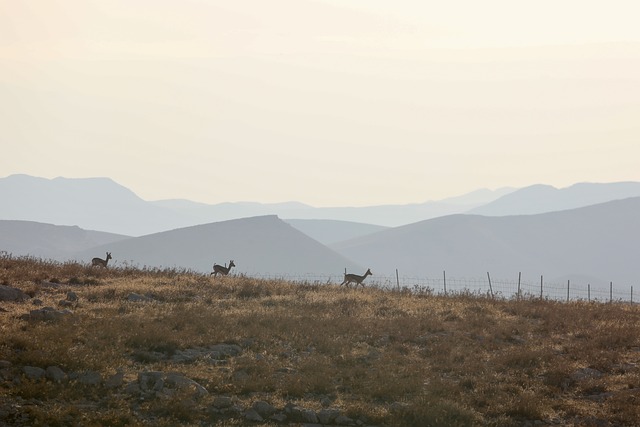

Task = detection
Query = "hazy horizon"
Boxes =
[2,1,639,207]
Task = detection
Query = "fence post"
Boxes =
[610,282,613,303]
[632,286,634,305]
[487,272,494,298]
[588,284,591,302]
[517,272,521,300]
[540,275,544,300]
[395,269,400,291]
[443,270,447,296]
[566,280,570,302]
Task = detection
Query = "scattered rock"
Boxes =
[389,401,408,413]
[45,366,66,383]
[232,369,249,382]
[136,371,208,398]
[244,408,264,422]
[252,400,277,417]
[66,291,78,302]
[0,360,11,369]
[40,281,61,288]
[31,299,43,306]
[213,396,233,409]
[571,368,603,382]
[104,371,125,389]
[335,414,356,425]
[22,366,45,380]
[0,285,29,302]
[139,371,163,392]
[318,408,341,424]
[164,372,208,398]
[585,392,614,402]
[285,404,319,423]
[77,371,102,386]
[124,381,141,395]
[270,413,288,423]
[127,293,154,303]
[21,306,72,322]
[58,300,74,308]
[208,344,243,359]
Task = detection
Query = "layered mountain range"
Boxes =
[2,174,640,286]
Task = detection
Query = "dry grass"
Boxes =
[1,254,640,426]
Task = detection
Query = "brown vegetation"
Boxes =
[1,254,639,426]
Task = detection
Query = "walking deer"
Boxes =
[340,268,372,288]
[91,252,112,268]
[211,260,236,278]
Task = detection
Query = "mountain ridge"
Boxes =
[73,215,362,276]
[332,197,640,289]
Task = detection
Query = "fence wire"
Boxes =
[242,272,636,303]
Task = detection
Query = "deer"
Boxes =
[91,252,112,268]
[211,260,236,278]
[340,268,372,288]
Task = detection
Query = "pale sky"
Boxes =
[2,0,640,206]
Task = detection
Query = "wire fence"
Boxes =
[242,271,637,304]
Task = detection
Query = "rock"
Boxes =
[318,408,341,424]
[390,401,408,413]
[23,366,45,380]
[40,281,61,288]
[77,371,102,386]
[31,299,43,306]
[286,405,318,423]
[208,344,243,359]
[127,293,153,303]
[0,360,11,369]
[335,414,356,425]
[320,396,333,408]
[232,369,249,382]
[58,300,74,308]
[571,368,603,382]
[22,307,72,321]
[0,285,29,302]
[104,371,125,389]
[124,381,141,395]
[244,408,264,422]
[169,344,243,364]
[45,366,66,383]
[66,292,78,302]
[252,400,277,417]
[164,372,208,397]
[270,413,287,422]
[213,396,234,409]
[139,371,163,392]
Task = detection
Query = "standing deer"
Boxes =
[91,252,112,268]
[340,268,372,288]
[211,260,235,278]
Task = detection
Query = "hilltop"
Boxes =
[1,256,639,426]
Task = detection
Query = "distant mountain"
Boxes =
[152,187,515,227]
[331,197,640,289]
[468,182,640,216]
[0,220,129,260]
[283,219,388,245]
[1,175,515,235]
[151,199,313,225]
[0,174,191,236]
[73,215,362,276]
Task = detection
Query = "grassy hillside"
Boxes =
[1,255,639,426]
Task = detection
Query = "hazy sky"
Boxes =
[2,1,640,206]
